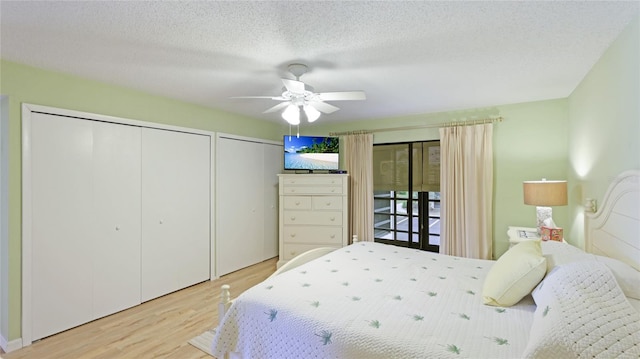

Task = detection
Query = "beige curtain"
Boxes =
[439,124,493,259]
[343,133,374,243]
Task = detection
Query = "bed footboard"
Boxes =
[218,284,232,323]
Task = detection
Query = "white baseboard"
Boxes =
[0,334,22,353]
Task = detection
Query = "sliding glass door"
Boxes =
[373,141,440,252]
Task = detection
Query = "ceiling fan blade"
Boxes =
[282,78,305,93]
[231,96,287,100]
[263,102,291,113]
[308,101,340,114]
[317,91,366,101]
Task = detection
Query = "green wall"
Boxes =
[567,16,640,249]
[493,100,570,253]
[0,59,285,341]
[0,60,286,139]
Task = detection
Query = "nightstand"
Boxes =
[507,226,540,247]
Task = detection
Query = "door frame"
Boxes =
[21,103,216,346]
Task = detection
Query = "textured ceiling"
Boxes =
[1,1,638,124]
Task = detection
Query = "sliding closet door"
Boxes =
[31,113,94,340]
[216,137,265,275]
[141,128,210,302]
[30,114,142,340]
[216,136,282,276]
[91,121,141,318]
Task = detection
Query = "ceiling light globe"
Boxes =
[304,105,321,122]
[282,105,300,125]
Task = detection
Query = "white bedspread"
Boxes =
[212,242,536,358]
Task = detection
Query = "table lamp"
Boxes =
[523,179,568,234]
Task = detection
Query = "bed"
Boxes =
[211,170,640,358]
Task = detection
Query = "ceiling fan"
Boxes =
[234,63,366,125]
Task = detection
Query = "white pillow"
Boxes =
[628,297,640,313]
[482,240,546,307]
[594,255,640,300]
[543,252,590,273]
[540,239,585,257]
[540,241,640,300]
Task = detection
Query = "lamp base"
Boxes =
[535,206,553,234]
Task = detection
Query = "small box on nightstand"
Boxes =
[541,226,563,241]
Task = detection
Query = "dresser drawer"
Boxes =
[312,196,343,210]
[282,243,341,260]
[283,226,343,245]
[283,196,312,210]
[282,185,343,195]
[283,210,343,226]
[281,176,344,186]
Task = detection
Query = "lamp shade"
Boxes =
[523,180,568,206]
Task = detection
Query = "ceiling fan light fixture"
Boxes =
[282,104,300,125]
[304,105,321,122]
[235,63,366,123]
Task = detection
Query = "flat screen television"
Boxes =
[283,135,339,171]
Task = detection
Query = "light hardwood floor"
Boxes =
[3,257,277,359]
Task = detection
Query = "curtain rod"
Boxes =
[329,116,504,137]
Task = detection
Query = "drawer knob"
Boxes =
[330,217,336,221]
[295,201,300,205]
[331,189,335,192]
[325,202,331,206]
[290,233,296,238]
[290,216,296,221]
[330,234,335,239]
[290,251,297,256]
[291,189,296,192]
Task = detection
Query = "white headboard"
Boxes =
[585,170,640,271]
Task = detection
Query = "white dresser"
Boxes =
[278,174,349,268]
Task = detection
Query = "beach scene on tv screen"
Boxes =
[284,136,339,170]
